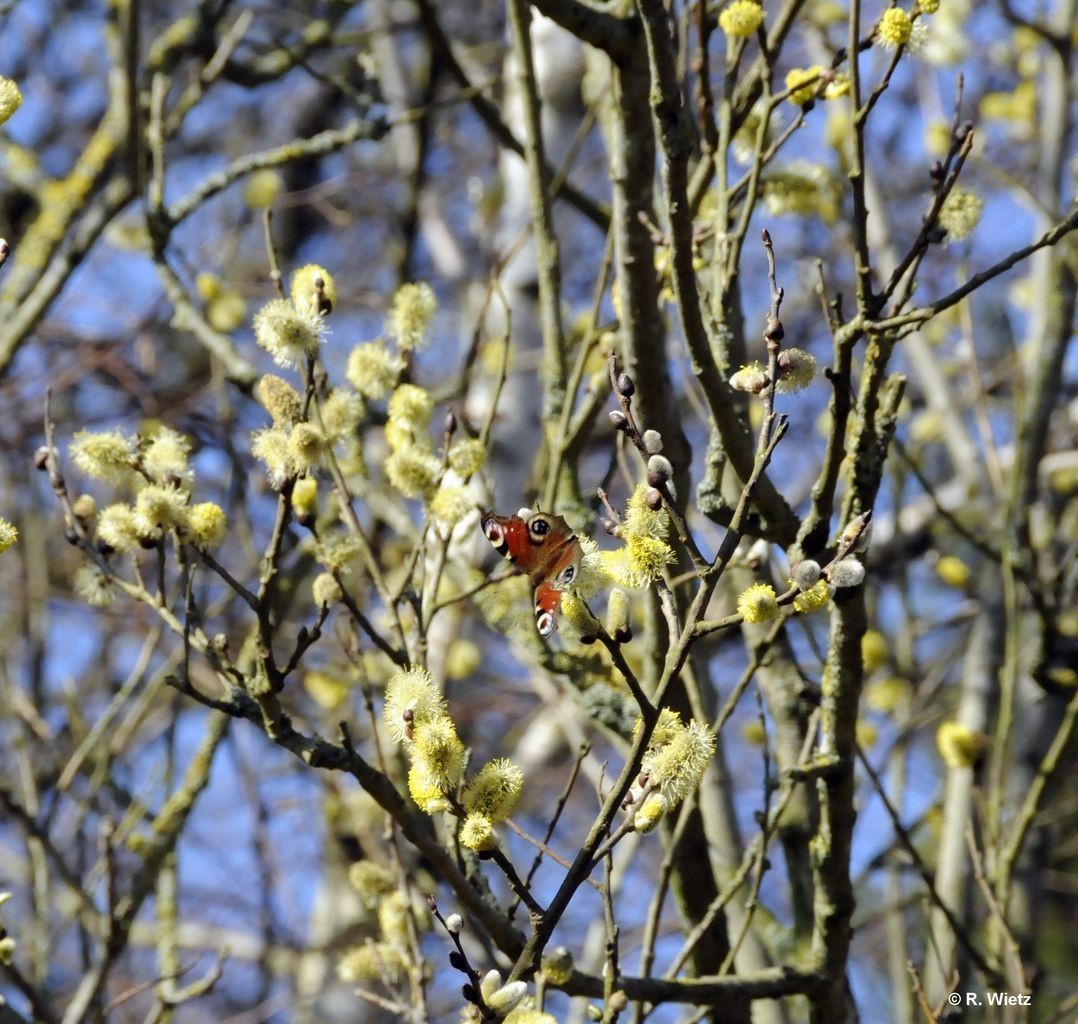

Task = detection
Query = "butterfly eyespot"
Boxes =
[559,565,576,585]
[528,516,552,543]
[536,611,557,636]
[483,520,504,542]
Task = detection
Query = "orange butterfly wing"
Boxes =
[481,511,582,637]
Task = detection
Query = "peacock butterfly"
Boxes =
[480,509,583,637]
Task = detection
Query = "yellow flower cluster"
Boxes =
[792,579,831,613]
[719,0,764,39]
[346,339,401,400]
[70,429,138,484]
[737,582,780,623]
[0,518,17,554]
[387,282,437,350]
[877,7,913,48]
[0,77,22,125]
[775,348,817,393]
[785,66,825,105]
[338,942,407,985]
[382,666,525,852]
[936,721,987,768]
[938,188,984,243]
[252,297,327,369]
[384,383,442,501]
[597,485,675,588]
[142,426,192,484]
[256,374,303,427]
[65,426,230,593]
[196,273,246,332]
[763,162,841,222]
[291,264,337,315]
[638,710,716,815]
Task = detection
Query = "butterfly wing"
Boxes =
[532,537,583,636]
[481,510,582,637]
[533,580,563,637]
[480,512,533,568]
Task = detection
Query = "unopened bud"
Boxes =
[600,517,618,536]
[609,410,629,431]
[647,454,674,484]
[617,372,635,397]
[828,557,866,588]
[765,317,785,342]
[541,946,574,986]
[0,238,9,268]
[563,594,600,644]
[479,970,502,1003]
[607,588,631,644]
[64,523,79,546]
[642,429,663,454]
[49,468,64,491]
[645,488,663,510]
[792,559,822,590]
[730,364,770,394]
[444,409,457,438]
[839,510,873,553]
[487,980,528,1014]
[929,160,944,183]
[71,494,97,522]
[445,913,463,935]
[34,446,50,471]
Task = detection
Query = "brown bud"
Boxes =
[34,446,50,471]
[646,488,663,510]
[49,468,64,491]
[444,409,457,438]
[314,277,333,315]
[617,372,635,398]
[64,523,79,546]
[647,470,666,488]
[600,517,617,535]
[139,534,159,550]
[614,623,633,644]
[765,317,784,342]
[578,632,598,645]
[97,540,115,557]
[609,410,629,431]
[929,160,944,183]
